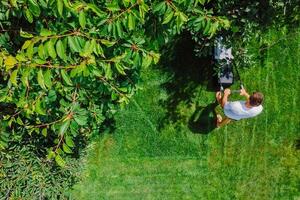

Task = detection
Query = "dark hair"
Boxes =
[249,92,264,106]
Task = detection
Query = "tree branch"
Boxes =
[106,2,139,23]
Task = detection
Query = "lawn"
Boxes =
[71,28,300,199]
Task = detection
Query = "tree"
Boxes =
[0,0,229,166]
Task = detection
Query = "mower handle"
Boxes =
[220,84,244,93]
[231,90,241,93]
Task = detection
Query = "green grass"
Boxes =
[72,28,300,199]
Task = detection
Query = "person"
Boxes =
[215,88,264,127]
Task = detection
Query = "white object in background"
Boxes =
[219,47,233,60]
[214,37,234,61]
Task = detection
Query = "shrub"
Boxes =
[0,144,80,199]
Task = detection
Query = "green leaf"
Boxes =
[24,9,33,23]
[10,70,18,87]
[68,36,81,52]
[5,56,17,70]
[223,19,230,29]
[204,20,211,34]
[231,26,239,33]
[82,40,91,56]
[79,11,86,28]
[44,70,52,89]
[139,2,149,20]
[81,40,95,57]
[61,70,73,86]
[109,53,126,63]
[65,135,75,147]
[103,63,112,79]
[28,0,41,16]
[115,63,126,75]
[111,91,117,100]
[46,40,57,59]
[63,143,72,154]
[16,117,24,125]
[26,42,34,59]
[74,114,88,126]
[59,120,70,136]
[37,69,47,90]
[107,23,112,33]
[128,13,135,31]
[153,2,166,13]
[0,140,8,150]
[87,3,106,17]
[179,12,188,22]
[70,63,85,77]
[100,39,116,47]
[106,2,120,11]
[40,28,53,37]
[123,0,130,7]
[63,0,71,8]
[56,40,67,60]
[35,58,47,64]
[48,90,57,102]
[162,10,174,24]
[119,87,128,92]
[35,97,46,115]
[38,43,47,59]
[20,30,34,38]
[151,52,160,64]
[9,0,17,7]
[21,68,30,87]
[142,54,152,68]
[176,13,184,32]
[93,43,104,57]
[47,150,55,160]
[42,128,47,137]
[198,0,206,5]
[22,40,32,50]
[39,0,47,8]
[55,154,66,167]
[116,20,123,37]
[16,54,27,62]
[57,0,64,16]
[133,53,141,67]
[8,117,14,128]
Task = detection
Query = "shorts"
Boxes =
[215,103,236,121]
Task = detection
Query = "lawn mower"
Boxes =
[214,37,243,93]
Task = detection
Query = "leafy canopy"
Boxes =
[0,0,229,166]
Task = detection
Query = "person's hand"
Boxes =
[224,88,231,96]
[240,88,248,97]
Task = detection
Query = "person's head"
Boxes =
[249,92,264,106]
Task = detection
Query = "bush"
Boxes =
[0,144,80,199]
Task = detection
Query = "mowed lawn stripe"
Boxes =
[238,52,264,184]
[75,153,211,199]
[285,30,300,137]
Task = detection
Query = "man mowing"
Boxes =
[215,88,264,127]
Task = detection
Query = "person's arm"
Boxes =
[222,88,231,107]
[240,88,250,99]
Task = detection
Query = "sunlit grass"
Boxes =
[72,28,300,199]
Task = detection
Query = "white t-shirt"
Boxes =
[224,101,263,120]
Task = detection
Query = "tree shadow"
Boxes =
[188,101,218,134]
[158,32,218,132]
[295,139,300,150]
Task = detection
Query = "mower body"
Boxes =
[214,37,234,89]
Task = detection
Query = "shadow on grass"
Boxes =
[188,101,218,134]
[158,32,217,134]
[295,139,300,150]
